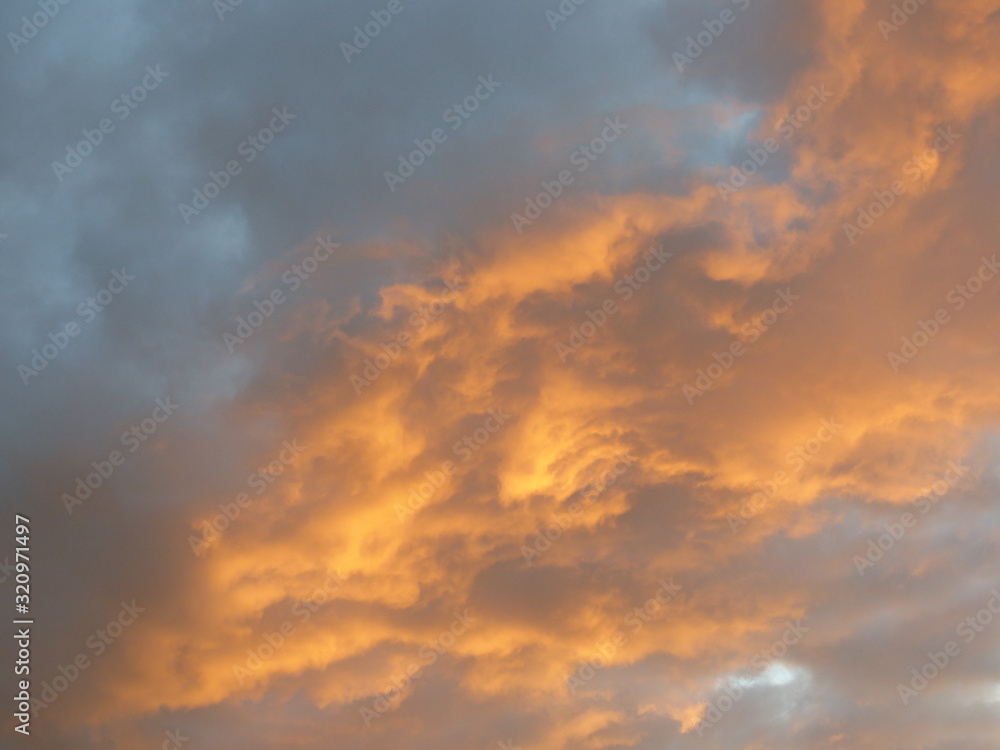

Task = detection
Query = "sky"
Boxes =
[2,0,1000,748]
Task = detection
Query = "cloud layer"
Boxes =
[2,1,1000,748]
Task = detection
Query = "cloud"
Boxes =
[3,1,1000,748]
